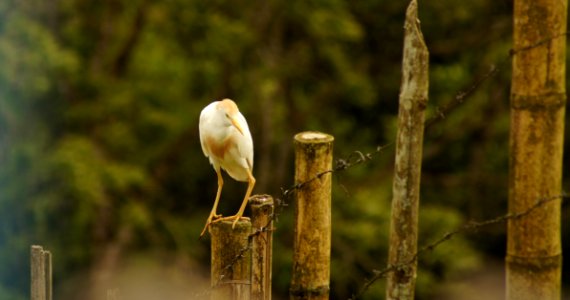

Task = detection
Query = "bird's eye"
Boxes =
[225,113,230,118]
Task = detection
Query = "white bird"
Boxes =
[199,99,256,236]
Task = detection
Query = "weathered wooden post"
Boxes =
[210,219,252,300]
[386,1,429,299]
[250,194,274,300]
[31,245,52,300]
[290,131,334,300]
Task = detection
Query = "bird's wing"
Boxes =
[235,112,254,170]
[199,104,214,158]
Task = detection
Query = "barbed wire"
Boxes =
[195,60,499,298]
[347,30,570,299]
[196,31,569,299]
[509,31,569,56]
[197,63,499,299]
[424,64,499,130]
[349,192,569,300]
[277,62,501,204]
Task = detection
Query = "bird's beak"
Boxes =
[230,116,245,136]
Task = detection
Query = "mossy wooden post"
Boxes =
[210,219,252,300]
[290,131,334,300]
[386,1,429,299]
[250,194,274,300]
[507,0,566,299]
[31,245,52,300]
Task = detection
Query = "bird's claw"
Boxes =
[199,222,210,238]
[211,215,250,229]
[199,214,224,237]
[200,215,249,237]
[231,216,251,229]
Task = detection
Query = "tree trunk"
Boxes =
[506,0,567,299]
[385,1,429,299]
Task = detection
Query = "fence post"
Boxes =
[31,245,52,300]
[386,1,429,299]
[507,0,566,298]
[290,131,334,300]
[210,219,252,300]
[249,194,274,300]
[44,250,52,300]
[107,289,121,300]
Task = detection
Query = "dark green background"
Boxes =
[1,0,568,299]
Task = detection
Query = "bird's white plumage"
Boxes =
[199,99,253,182]
[199,98,256,236]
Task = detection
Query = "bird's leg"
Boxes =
[229,170,256,229]
[211,169,224,220]
[200,169,224,237]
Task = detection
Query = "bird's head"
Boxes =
[217,99,245,135]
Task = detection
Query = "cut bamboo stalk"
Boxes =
[31,245,50,300]
[290,131,334,300]
[106,289,121,300]
[210,219,252,300]
[507,0,566,299]
[44,250,52,300]
[250,194,274,300]
[386,1,429,299]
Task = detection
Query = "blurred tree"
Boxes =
[0,0,567,299]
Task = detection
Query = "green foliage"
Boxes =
[331,183,480,299]
[0,284,25,300]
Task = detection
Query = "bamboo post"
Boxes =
[290,131,334,300]
[44,250,52,300]
[107,289,121,300]
[386,1,429,299]
[507,0,566,299]
[31,245,52,300]
[210,219,252,300]
[249,194,274,300]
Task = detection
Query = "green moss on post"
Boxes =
[290,131,334,300]
[210,219,252,300]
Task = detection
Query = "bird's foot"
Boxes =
[232,216,249,229]
[201,216,249,236]
[199,222,210,238]
[214,215,250,229]
[199,214,224,237]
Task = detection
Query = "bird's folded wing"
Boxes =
[235,113,254,170]
[199,108,212,158]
